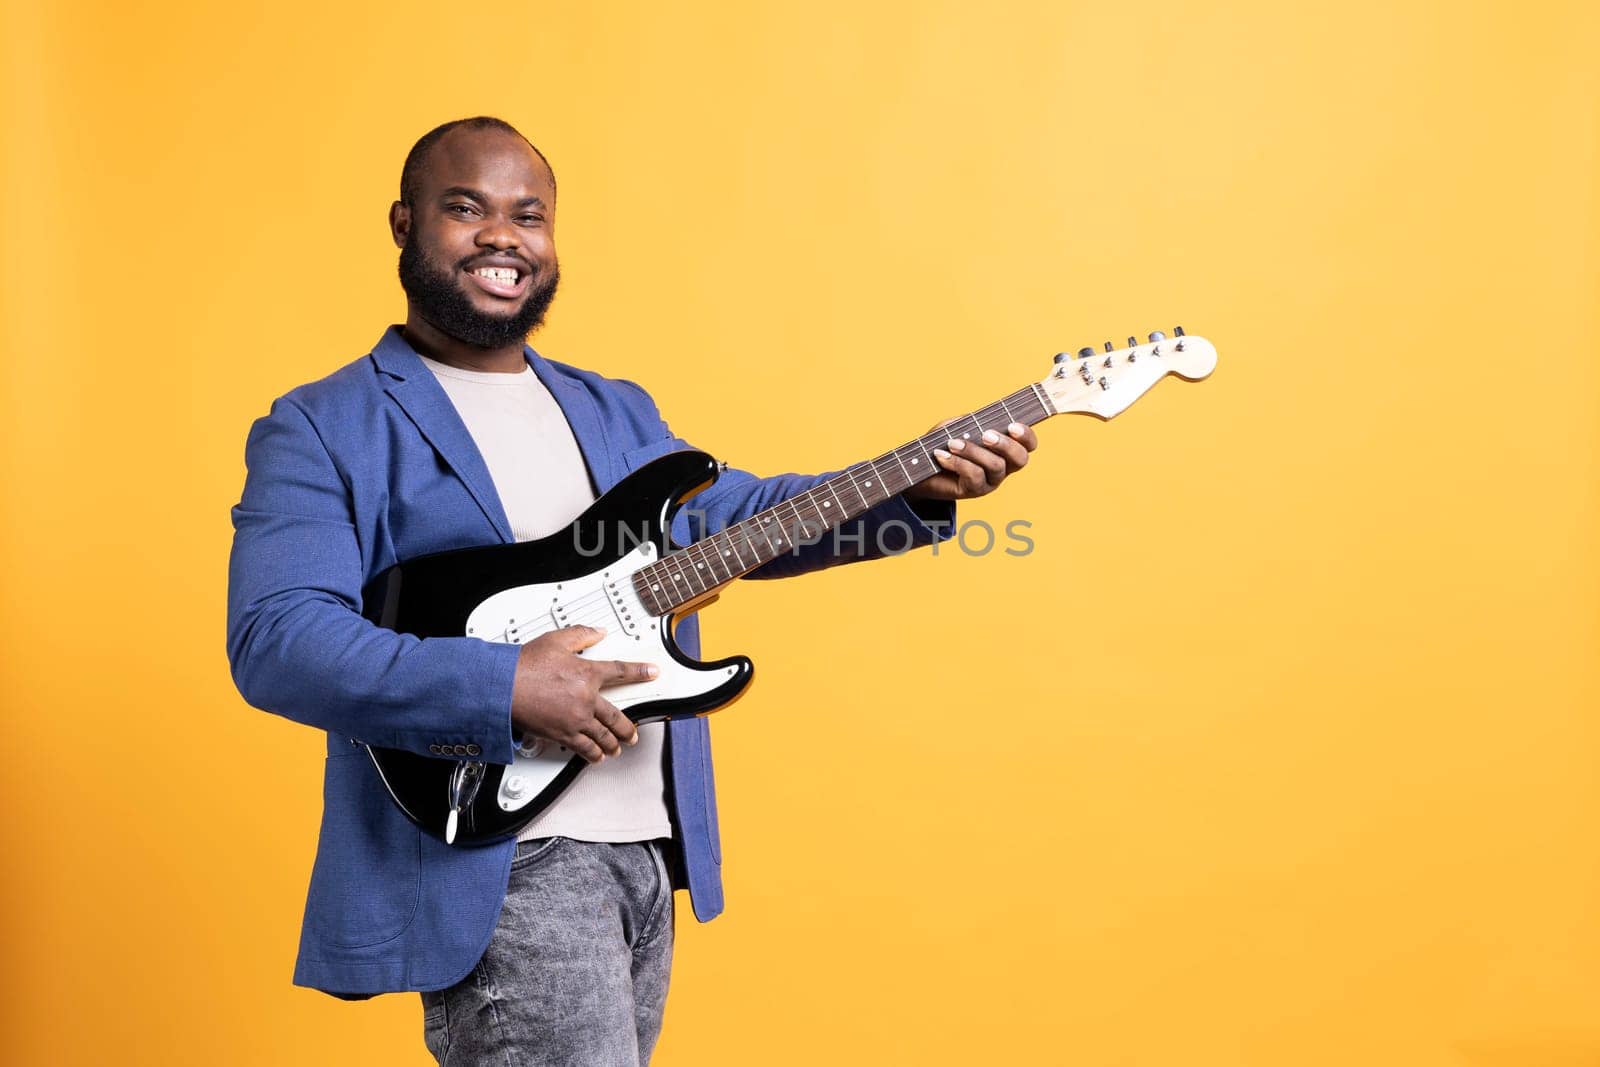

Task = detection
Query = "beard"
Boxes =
[397,236,560,349]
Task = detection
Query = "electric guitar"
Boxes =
[361,329,1218,844]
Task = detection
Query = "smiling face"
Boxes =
[391,126,560,350]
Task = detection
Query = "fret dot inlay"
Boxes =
[638,383,1047,618]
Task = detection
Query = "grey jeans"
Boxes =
[420,836,676,1066]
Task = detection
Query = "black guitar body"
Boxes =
[359,449,753,845]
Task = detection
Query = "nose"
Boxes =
[475,212,520,251]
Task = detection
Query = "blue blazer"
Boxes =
[226,327,949,997]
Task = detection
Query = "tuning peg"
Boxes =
[1127,336,1138,349]
[1053,352,1071,364]
[1077,347,1095,360]
[1104,341,1114,352]
[1173,325,1185,337]
[1148,330,1166,343]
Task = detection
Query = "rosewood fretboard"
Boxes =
[632,383,1054,616]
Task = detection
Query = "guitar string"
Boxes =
[635,391,1054,612]
[450,366,1115,784]
[480,385,1060,643]
[633,391,1049,601]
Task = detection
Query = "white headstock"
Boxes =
[1038,329,1217,420]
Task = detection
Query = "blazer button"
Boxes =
[428,744,441,755]
[466,744,481,756]
[452,744,468,756]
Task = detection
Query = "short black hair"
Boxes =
[398,116,555,207]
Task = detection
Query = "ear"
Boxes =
[389,201,410,248]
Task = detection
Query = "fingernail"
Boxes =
[1008,422,1025,435]
[948,438,965,451]
[982,430,1000,444]
[646,665,660,679]
[934,448,952,462]
[629,733,639,746]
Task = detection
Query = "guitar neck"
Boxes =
[633,383,1055,615]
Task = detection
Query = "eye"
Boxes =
[516,214,544,226]
[446,203,479,218]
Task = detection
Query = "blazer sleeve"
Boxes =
[225,396,520,764]
[613,381,956,579]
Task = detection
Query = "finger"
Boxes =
[580,716,625,758]
[597,658,660,687]
[978,429,1029,471]
[594,698,640,747]
[948,438,1007,487]
[566,733,606,764]
[932,448,989,495]
[553,625,607,651]
[1005,421,1039,451]
[910,470,961,500]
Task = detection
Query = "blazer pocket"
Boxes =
[304,754,421,948]
[621,436,695,474]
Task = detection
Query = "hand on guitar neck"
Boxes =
[510,625,655,764]
[907,420,1038,502]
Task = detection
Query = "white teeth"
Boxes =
[473,267,519,282]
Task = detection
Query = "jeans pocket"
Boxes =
[510,835,566,872]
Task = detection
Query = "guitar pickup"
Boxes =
[604,579,645,638]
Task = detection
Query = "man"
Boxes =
[226,116,1037,1065]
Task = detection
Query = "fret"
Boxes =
[683,542,711,594]
[697,536,724,585]
[664,555,690,597]
[851,464,882,506]
[884,447,916,492]
[793,492,825,542]
[778,506,797,552]
[694,538,726,586]
[737,519,763,565]
[713,535,738,583]
[779,496,806,549]
[819,478,847,521]
[633,382,1055,616]
[903,443,932,485]
[723,527,750,572]
[839,466,873,512]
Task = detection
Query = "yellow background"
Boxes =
[3,1,1597,1064]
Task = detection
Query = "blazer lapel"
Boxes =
[369,327,514,544]
[525,346,617,494]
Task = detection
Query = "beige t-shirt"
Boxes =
[419,353,672,844]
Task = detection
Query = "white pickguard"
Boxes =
[463,542,738,812]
